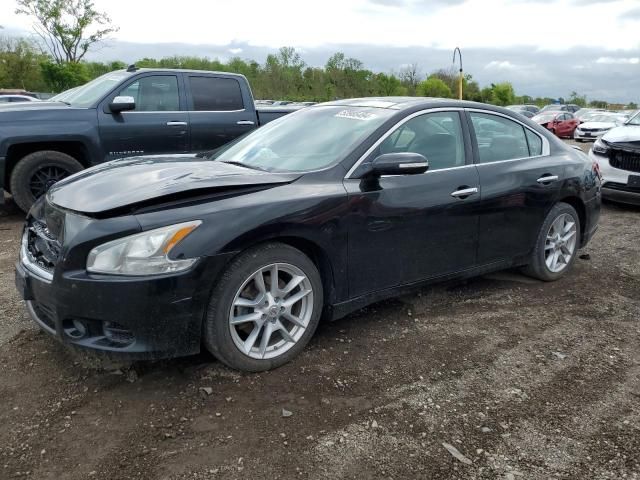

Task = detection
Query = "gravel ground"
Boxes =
[1,140,639,479]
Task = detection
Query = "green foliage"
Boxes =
[0,36,49,91]
[568,91,587,107]
[40,60,90,91]
[15,0,118,63]
[490,82,515,106]
[416,76,452,98]
[628,102,638,110]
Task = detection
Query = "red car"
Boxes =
[532,111,580,138]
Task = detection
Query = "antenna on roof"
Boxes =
[126,64,137,72]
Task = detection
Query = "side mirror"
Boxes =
[109,96,135,113]
[370,152,429,176]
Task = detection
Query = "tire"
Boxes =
[203,243,324,372]
[523,202,581,282]
[10,150,83,213]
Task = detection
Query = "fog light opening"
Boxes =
[103,321,135,347]
[63,319,87,339]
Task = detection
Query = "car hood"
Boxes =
[0,101,72,112]
[601,125,640,144]
[579,121,616,129]
[47,155,301,215]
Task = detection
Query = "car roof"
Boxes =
[131,68,247,80]
[319,97,513,113]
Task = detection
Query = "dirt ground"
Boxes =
[1,141,639,480]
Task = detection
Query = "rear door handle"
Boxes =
[166,121,188,126]
[537,175,559,184]
[450,187,479,198]
[237,120,255,125]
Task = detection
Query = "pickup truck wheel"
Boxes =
[203,243,323,372]
[10,151,83,212]
[522,202,581,282]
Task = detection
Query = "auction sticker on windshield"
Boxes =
[334,110,378,121]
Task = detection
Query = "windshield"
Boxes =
[533,113,557,123]
[590,114,620,123]
[626,112,640,126]
[61,71,132,108]
[213,106,395,172]
[541,105,564,112]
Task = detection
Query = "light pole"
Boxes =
[452,47,463,100]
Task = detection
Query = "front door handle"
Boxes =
[237,120,256,125]
[450,187,479,198]
[166,121,188,126]
[537,175,559,184]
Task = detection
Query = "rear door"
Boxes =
[185,75,258,153]
[467,110,564,264]
[98,73,189,161]
[345,110,480,297]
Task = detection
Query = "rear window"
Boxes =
[189,76,244,111]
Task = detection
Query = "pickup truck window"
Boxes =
[189,76,244,111]
[118,75,180,112]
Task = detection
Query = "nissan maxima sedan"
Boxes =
[16,98,601,371]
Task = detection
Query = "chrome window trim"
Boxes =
[465,108,550,157]
[345,107,466,179]
[20,230,53,282]
[376,163,477,178]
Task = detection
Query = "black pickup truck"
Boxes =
[0,66,297,212]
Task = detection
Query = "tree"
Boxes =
[628,102,638,110]
[416,76,452,98]
[0,35,48,91]
[398,63,421,95]
[16,0,118,63]
[490,82,515,106]
[589,99,608,109]
[40,60,89,91]
[567,91,587,107]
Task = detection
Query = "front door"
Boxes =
[345,110,480,298]
[98,73,189,162]
[467,110,565,264]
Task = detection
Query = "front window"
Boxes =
[62,71,133,108]
[118,75,180,112]
[212,106,396,172]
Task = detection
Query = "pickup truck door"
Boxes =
[185,75,259,153]
[98,73,189,162]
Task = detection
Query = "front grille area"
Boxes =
[25,220,61,273]
[609,149,640,173]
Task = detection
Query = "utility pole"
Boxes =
[452,47,463,100]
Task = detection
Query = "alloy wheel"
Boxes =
[29,166,71,198]
[229,263,314,360]
[544,213,578,273]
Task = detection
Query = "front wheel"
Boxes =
[10,150,83,213]
[203,243,323,372]
[523,202,581,281]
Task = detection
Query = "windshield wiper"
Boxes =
[219,160,267,172]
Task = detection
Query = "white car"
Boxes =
[574,113,628,142]
[589,112,640,205]
[0,94,40,103]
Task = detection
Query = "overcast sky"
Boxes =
[1,0,639,102]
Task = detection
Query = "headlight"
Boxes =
[87,221,201,275]
[592,138,609,156]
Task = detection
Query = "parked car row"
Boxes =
[589,110,640,206]
[531,107,632,141]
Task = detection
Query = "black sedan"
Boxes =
[16,98,601,371]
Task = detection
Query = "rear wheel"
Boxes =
[523,202,581,281]
[203,243,323,372]
[10,151,83,212]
